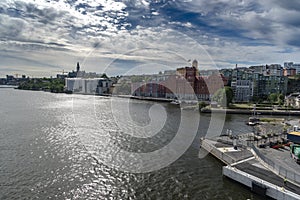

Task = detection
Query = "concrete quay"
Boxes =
[200,138,300,199]
[129,95,173,102]
[201,108,300,116]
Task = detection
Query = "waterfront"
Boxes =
[0,88,273,199]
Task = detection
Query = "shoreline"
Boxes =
[11,88,300,116]
[201,108,300,116]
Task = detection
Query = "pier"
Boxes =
[200,137,300,199]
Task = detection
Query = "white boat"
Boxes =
[246,117,260,126]
[170,100,180,105]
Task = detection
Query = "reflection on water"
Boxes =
[0,89,264,199]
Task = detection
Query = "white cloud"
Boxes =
[1,0,300,77]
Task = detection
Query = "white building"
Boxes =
[285,93,300,108]
[65,78,111,95]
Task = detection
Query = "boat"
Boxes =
[246,104,260,126]
[65,90,73,94]
[170,99,180,105]
[246,117,260,126]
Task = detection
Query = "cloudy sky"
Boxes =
[1,0,300,77]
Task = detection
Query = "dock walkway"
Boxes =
[200,137,300,199]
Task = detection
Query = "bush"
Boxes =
[198,101,208,109]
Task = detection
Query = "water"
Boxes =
[0,88,264,199]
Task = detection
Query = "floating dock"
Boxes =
[200,138,300,199]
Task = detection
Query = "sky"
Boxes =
[1,0,300,77]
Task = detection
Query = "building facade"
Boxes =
[285,93,300,108]
[283,67,297,77]
[65,78,111,95]
[131,64,227,101]
[285,62,300,74]
[234,80,253,102]
[226,65,288,102]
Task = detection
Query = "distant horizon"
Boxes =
[1,1,300,77]
[1,60,300,79]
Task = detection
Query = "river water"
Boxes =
[0,88,266,199]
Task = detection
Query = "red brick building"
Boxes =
[131,66,227,101]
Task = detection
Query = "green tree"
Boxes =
[278,94,284,106]
[294,74,300,80]
[212,86,233,107]
[268,93,278,104]
[198,101,208,110]
[225,86,234,106]
[131,76,145,83]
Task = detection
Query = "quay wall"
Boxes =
[200,139,236,165]
[201,108,300,116]
[130,96,173,102]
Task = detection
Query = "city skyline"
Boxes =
[1,0,300,77]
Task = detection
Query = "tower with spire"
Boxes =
[192,59,200,76]
[76,62,80,72]
[192,59,198,68]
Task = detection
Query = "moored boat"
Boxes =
[246,116,260,126]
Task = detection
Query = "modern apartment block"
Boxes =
[222,64,288,102]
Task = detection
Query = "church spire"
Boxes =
[76,62,80,72]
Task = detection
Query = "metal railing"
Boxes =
[201,139,236,165]
[250,143,300,185]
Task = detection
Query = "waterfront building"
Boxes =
[285,62,300,74]
[249,64,283,76]
[230,67,254,102]
[129,60,284,102]
[219,68,233,86]
[56,74,67,79]
[67,62,105,79]
[192,59,200,76]
[67,62,80,78]
[227,65,288,102]
[164,75,177,99]
[0,78,6,85]
[285,93,300,108]
[131,62,227,101]
[234,80,253,102]
[131,80,166,98]
[194,76,209,100]
[252,73,288,99]
[287,78,300,94]
[68,71,78,78]
[65,78,111,95]
[176,66,197,90]
[192,59,198,68]
[203,73,228,98]
[5,75,18,85]
[176,66,198,99]
[284,67,297,76]
[146,63,288,103]
[265,64,283,76]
